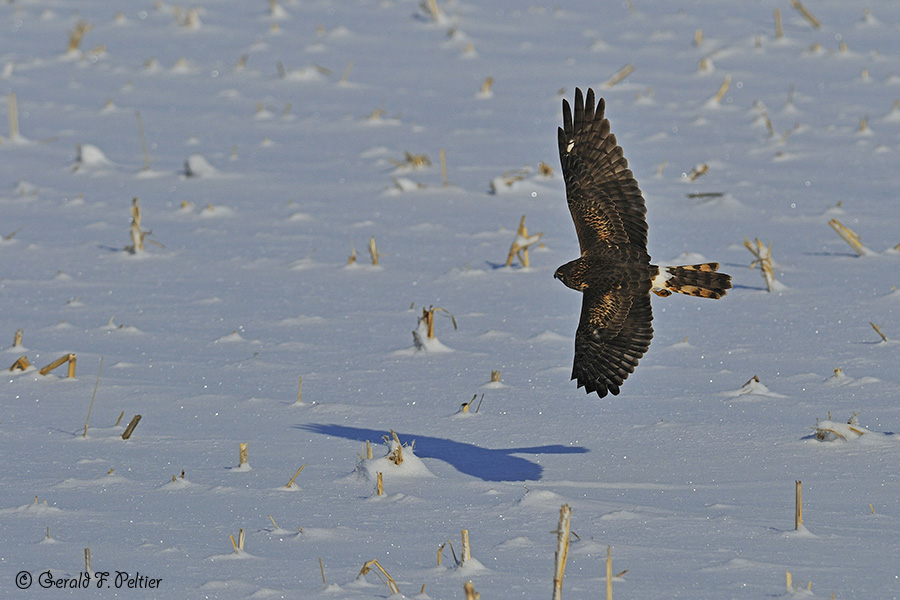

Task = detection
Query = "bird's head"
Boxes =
[554,259,588,291]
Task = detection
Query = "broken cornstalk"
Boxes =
[121,414,142,440]
[713,74,732,104]
[358,559,399,595]
[39,353,77,377]
[386,430,403,465]
[9,355,31,372]
[82,357,103,437]
[505,215,543,267]
[686,163,709,181]
[285,463,306,488]
[829,218,870,256]
[870,322,888,342]
[744,237,776,291]
[603,64,634,87]
[790,0,821,29]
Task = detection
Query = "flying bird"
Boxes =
[555,88,731,397]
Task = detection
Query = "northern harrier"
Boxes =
[555,88,731,397]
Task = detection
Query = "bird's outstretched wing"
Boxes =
[572,274,654,397]
[558,87,649,258]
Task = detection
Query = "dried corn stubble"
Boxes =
[358,559,399,595]
[686,163,708,181]
[606,545,614,600]
[82,357,103,438]
[121,414,142,440]
[390,151,431,170]
[714,75,731,103]
[9,355,31,372]
[460,529,472,565]
[476,77,494,99]
[490,167,530,193]
[229,528,245,553]
[440,148,449,186]
[603,64,634,88]
[744,237,777,291]
[368,237,382,266]
[552,504,571,600]
[814,413,871,442]
[791,0,821,29]
[39,353,77,378]
[339,60,353,85]
[7,92,19,140]
[68,21,93,53]
[126,198,159,253]
[459,393,484,414]
[285,463,306,488]
[417,305,456,340]
[421,0,442,22]
[386,430,403,465]
[505,215,543,267]
[463,581,479,600]
[828,218,874,255]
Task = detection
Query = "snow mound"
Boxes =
[0,500,63,517]
[722,376,786,399]
[530,331,569,343]
[514,488,568,510]
[824,367,879,387]
[811,414,873,443]
[355,432,435,483]
[73,143,113,170]
[397,309,456,354]
[184,154,220,177]
[488,167,555,195]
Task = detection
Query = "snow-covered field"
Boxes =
[2,1,899,598]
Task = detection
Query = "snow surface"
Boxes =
[2,1,899,598]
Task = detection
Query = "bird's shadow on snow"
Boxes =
[729,283,768,292]
[802,250,861,258]
[298,423,588,482]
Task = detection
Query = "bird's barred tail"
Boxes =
[652,263,732,299]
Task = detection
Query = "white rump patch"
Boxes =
[650,269,671,293]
